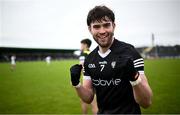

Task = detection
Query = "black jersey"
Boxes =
[84,39,144,114]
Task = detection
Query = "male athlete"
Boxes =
[70,5,153,114]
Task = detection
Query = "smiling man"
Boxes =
[70,5,153,114]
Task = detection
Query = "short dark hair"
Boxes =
[81,38,92,48]
[87,5,115,26]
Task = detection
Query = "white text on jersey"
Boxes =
[92,78,121,86]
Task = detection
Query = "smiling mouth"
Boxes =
[98,34,109,39]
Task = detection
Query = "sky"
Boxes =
[0,0,180,50]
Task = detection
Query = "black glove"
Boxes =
[70,64,82,86]
[125,58,139,81]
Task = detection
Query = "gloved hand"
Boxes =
[70,64,82,86]
[125,58,139,81]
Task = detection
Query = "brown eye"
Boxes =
[93,25,101,29]
[103,23,111,28]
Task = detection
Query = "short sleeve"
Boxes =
[130,46,145,75]
[83,58,91,80]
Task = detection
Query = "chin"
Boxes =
[99,43,109,48]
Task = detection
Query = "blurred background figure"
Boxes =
[79,39,91,65]
[45,56,51,65]
[10,55,16,71]
[79,38,98,115]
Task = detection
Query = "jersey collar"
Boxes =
[97,38,118,58]
[98,49,111,58]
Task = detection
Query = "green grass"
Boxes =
[0,60,81,114]
[142,59,180,114]
[0,59,180,114]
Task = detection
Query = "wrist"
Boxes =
[71,78,80,86]
[130,75,142,87]
[73,82,81,88]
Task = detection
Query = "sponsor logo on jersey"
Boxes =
[92,78,121,86]
[99,61,107,65]
[88,64,96,68]
[111,61,116,68]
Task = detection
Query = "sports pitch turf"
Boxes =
[0,59,180,114]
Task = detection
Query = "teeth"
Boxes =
[98,34,108,38]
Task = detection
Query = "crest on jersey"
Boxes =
[111,61,116,68]
[88,64,96,68]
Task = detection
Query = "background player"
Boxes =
[79,38,98,114]
[10,55,16,71]
[45,56,51,65]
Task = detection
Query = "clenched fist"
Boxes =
[70,64,82,86]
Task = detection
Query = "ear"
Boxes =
[112,23,116,32]
[112,23,116,29]
[88,26,92,34]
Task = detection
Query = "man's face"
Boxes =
[88,18,115,48]
[80,43,87,51]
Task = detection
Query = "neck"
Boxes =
[99,46,110,54]
[99,38,114,53]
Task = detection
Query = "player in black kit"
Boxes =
[70,5,153,114]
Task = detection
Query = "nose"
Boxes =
[99,26,106,34]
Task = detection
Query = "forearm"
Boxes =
[132,75,153,108]
[75,85,94,104]
[70,64,94,104]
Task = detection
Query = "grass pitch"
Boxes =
[0,59,180,114]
